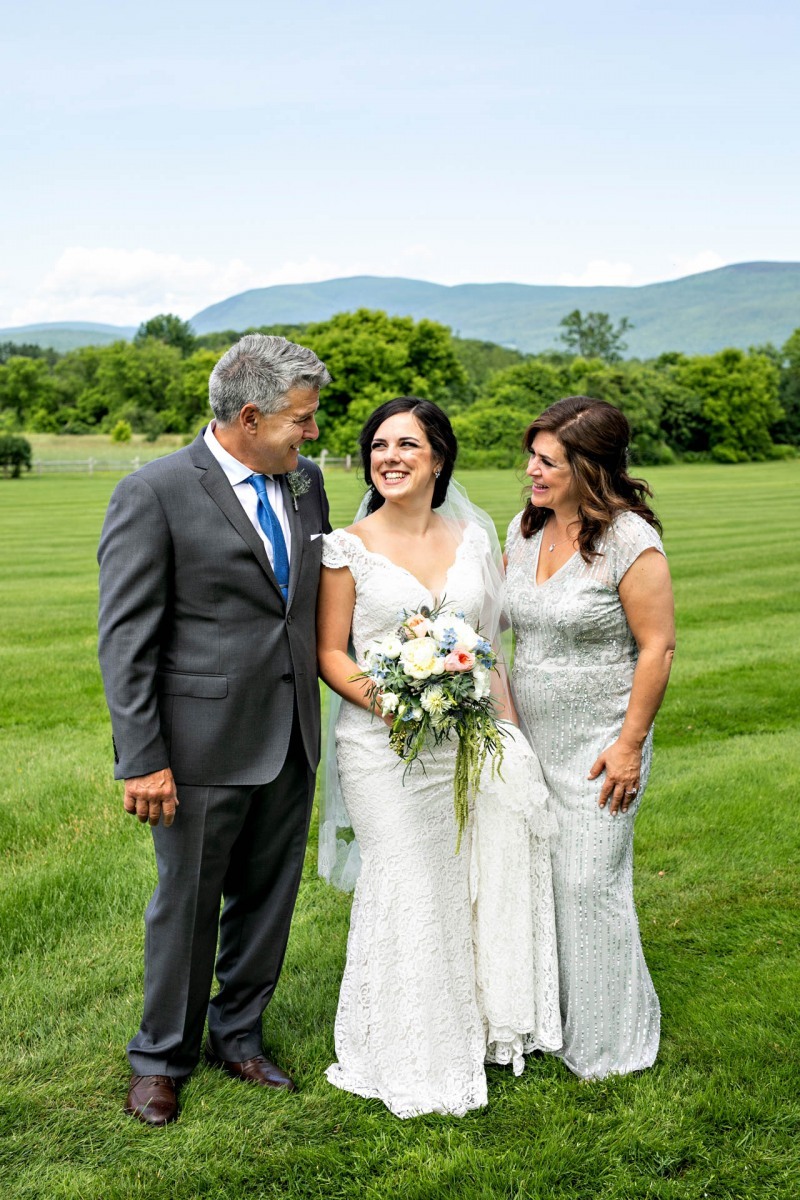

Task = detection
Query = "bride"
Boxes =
[316,397,560,1118]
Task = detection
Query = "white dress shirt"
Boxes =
[204,421,292,567]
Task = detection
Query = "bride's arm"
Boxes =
[490,660,519,725]
[317,564,383,715]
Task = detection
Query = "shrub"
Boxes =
[0,433,33,477]
[110,419,133,443]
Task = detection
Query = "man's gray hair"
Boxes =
[209,334,331,424]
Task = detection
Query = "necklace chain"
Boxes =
[546,517,576,553]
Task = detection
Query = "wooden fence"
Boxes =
[31,450,354,475]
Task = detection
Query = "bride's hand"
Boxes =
[374,695,395,728]
[589,739,643,815]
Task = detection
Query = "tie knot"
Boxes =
[249,473,268,498]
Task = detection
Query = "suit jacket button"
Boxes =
[286,614,293,624]
[281,673,294,683]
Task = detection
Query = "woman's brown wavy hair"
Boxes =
[520,396,661,561]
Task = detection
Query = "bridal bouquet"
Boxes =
[356,602,505,850]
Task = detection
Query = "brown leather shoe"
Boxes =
[205,1048,297,1092]
[124,1074,179,1125]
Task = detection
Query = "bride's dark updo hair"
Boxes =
[521,395,661,561]
[359,397,458,514]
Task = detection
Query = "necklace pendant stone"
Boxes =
[548,542,555,552]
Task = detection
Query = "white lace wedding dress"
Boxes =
[321,522,561,1118]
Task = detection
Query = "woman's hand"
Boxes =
[588,739,643,815]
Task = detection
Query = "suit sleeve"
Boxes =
[97,473,173,780]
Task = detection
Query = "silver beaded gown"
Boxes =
[505,509,665,1080]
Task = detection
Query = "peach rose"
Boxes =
[404,613,433,639]
[442,647,476,673]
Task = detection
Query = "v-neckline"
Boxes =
[342,527,468,601]
[533,527,578,587]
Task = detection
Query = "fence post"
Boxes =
[319,448,328,470]
[345,454,352,471]
[132,457,140,472]
[88,457,95,475]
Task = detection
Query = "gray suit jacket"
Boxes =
[97,432,330,785]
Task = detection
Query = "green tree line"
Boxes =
[1,311,798,466]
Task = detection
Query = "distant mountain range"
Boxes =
[0,321,137,352]
[2,262,799,356]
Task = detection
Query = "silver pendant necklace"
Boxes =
[546,518,575,552]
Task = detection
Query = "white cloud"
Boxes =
[6,247,371,328]
[663,250,727,280]
[257,256,361,287]
[8,247,260,327]
[557,260,637,287]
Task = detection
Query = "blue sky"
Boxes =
[2,0,798,326]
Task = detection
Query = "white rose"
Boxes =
[400,636,439,680]
[365,640,385,665]
[431,613,479,652]
[471,664,490,701]
[380,691,399,713]
[381,636,402,659]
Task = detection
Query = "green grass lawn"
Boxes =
[1,463,798,1199]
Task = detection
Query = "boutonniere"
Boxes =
[286,468,312,511]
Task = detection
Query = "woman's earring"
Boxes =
[434,468,441,479]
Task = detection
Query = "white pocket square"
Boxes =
[310,532,323,541]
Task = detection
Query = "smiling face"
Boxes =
[231,384,320,475]
[369,411,441,505]
[526,430,580,516]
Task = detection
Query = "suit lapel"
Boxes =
[281,474,304,610]
[190,433,285,603]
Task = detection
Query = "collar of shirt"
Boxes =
[203,420,274,485]
[203,421,292,566]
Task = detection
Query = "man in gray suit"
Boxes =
[98,334,331,1125]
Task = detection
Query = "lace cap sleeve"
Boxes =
[608,511,665,587]
[321,529,355,570]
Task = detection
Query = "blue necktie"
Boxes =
[249,474,290,603]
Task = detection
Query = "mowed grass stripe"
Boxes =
[0,462,798,1199]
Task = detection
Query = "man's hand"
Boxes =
[123,768,179,827]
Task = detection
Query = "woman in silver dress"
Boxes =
[505,395,676,1080]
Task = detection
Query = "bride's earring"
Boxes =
[434,468,441,479]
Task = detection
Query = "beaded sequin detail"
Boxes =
[506,509,665,1080]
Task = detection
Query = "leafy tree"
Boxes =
[451,338,526,401]
[565,359,671,463]
[773,328,800,446]
[0,357,53,426]
[451,404,531,468]
[94,339,184,434]
[181,349,225,429]
[479,358,567,414]
[0,342,59,366]
[671,349,781,461]
[0,434,33,477]
[134,313,197,357]
[299,310,469,452]
[558,310,633,363]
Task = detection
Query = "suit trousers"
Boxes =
[127,710,315,1077]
